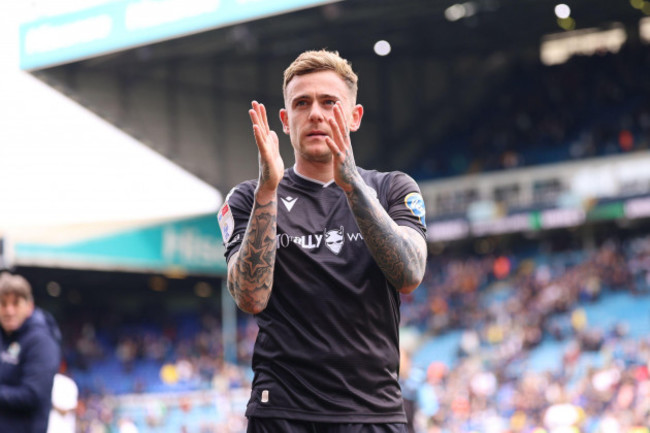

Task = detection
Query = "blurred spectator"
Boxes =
[411,42,650,180]
[0,272,61,433]
[117,417,138,433]
[47,368,78,433]
[52,230,650,433]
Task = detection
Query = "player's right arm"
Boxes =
[227,101,284,315]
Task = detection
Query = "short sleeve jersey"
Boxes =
[220,166,426,423]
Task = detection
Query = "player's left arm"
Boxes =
[325,102,427,294]
[347,183,427,294]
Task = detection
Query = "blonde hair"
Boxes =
[283,49,359,103]
[0,272,33,302]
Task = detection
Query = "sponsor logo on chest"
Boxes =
[276,226,364,254]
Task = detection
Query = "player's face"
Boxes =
[280,71,360,163]
[0,293,33,334]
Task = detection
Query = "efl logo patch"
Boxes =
[405,192,426,226]
[218,202,235,243]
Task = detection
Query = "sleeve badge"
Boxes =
[218,202,235,243]
[405,192,426,227]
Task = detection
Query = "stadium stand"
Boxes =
[24,30,645,433]
[401,231,650,432]
[410,41,650,180]
[51,223,649,432]
[9,2,650,433]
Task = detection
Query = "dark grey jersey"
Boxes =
[220,166,426,423]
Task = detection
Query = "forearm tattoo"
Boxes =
[338,152,357,188]
[260,162,272,185]
[228,198,277,313]
[345,185,426,292]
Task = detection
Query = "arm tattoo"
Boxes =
[339,155,358,187]
[228,198,277,313]
[260,162,272,185]
[346,185,426,292]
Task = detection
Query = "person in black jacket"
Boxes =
[0,272,61,433]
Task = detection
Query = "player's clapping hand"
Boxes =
[326,101,360,193]
[249,101,284,193]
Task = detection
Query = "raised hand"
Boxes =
[249,101,284,194]
[325,102,361,193]
[229,101,282,315]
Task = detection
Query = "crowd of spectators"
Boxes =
[66,314,253,432]
[56,229,650,433]
[410,41,650,180]
[52,41,650,432]
[62,313,254,391]
[398,233,650,433]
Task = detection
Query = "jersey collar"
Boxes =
[291,165,335,188]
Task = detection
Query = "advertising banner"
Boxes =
[13,213,226,276]
[20,0,341,70]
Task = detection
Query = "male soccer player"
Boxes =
[219,49,428,433]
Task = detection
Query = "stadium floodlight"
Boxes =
[444,2,478,22]
[373,40,391,56]
[540,24,627,65]
[554,4,571,19]
[641,16,650,43]
[463,1,477,18]
[445,4,466,22]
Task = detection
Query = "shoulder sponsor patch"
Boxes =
[404,192,426,226]
[218,202,235,243]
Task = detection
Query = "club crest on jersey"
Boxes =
[405,192,426,226]
[1,342,20,365]
[324,226,345,255]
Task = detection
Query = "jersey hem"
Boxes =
[245,405,407,423]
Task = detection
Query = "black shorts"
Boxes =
[246,418,408,433]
